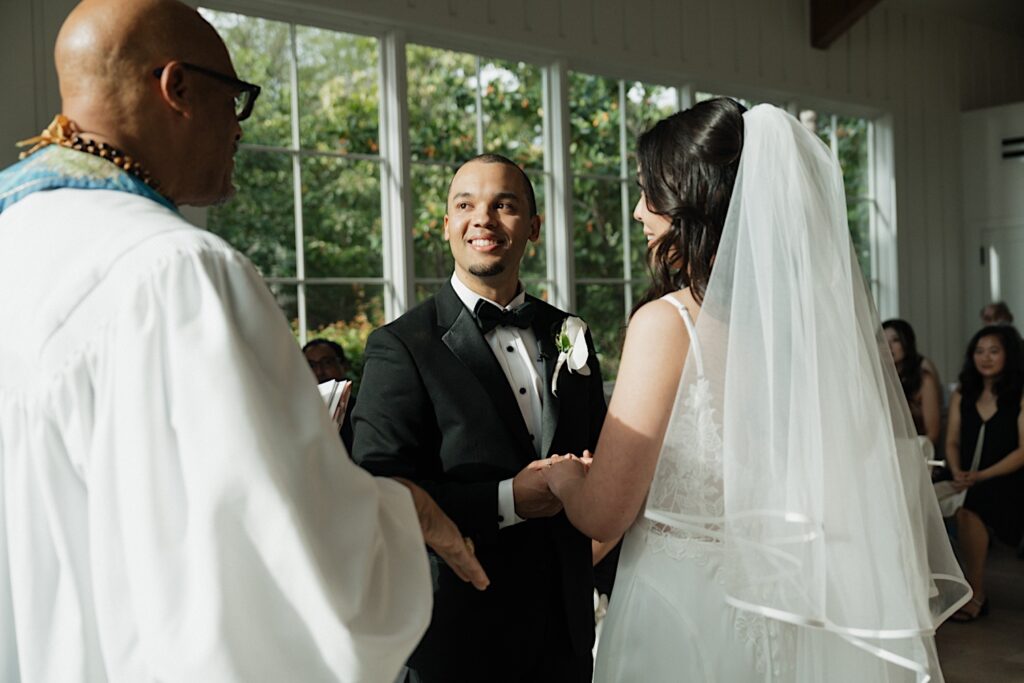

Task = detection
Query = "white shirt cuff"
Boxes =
[497,477,525,530]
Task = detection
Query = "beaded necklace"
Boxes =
[17,114,159,190]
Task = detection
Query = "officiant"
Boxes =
[352,154,607,682]
[0,1,487,681]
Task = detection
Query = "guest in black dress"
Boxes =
[944,325,1024,621]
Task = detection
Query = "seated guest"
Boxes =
[944,325,1024,621]
[303,338,356,452]
[303,338,351,382]
[981,301,1014,326]
[883,319,942,447]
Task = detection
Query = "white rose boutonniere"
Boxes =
[551,316,591,396]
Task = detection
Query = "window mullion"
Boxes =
[542,60,574,312]
[378,30,414,321]
[619,80,633,320]
[475,55,485,154]
[288,23,307,344]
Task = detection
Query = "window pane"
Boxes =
[208,149,295,277]
[268,282,299,324]
[848,198,872,282]
[626,82,677,155]
[202,9,292,148]
[296,27,379,156]
[301,157,382,278]
[576,284,626,379]
[627,182,649,277]
[305,283,385,334]
[569,73,621,175]
[481,59,545,168]
[521,170,547,281]
[835,116,869,199]
[574,177,625,279]
[411,163,456,279]
[407,45,478,163]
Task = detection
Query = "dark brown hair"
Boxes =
[958,325,1024,407]
[633,97,746,312]
[882,318,925,401]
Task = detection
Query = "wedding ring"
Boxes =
[464,537,475,555]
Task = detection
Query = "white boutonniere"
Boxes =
[551,316,591,396]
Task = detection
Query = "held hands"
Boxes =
[539,450,592,499]
[394,478,490,591]
[513,458,564,518]
[951,470,982,491]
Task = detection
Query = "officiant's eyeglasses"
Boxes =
[152,63,262,121]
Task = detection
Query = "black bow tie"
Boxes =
[473,299,536,334]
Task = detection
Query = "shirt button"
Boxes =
[519,387,527,395]
[529,434,535,441]
[506,345,514,352]
[497,515,505,523]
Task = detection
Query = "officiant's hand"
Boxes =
[394,478,490,590]
[513,459,564,518]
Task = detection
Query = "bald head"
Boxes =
[54,0,246,206]
[56,0,229,110]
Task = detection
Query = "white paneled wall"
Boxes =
[3,0,1023,377]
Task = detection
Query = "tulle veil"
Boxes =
[643,104,971,681]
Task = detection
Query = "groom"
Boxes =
[352,154,606,682]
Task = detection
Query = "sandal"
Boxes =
[950,597,988,622]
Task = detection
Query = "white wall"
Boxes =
[4,0,1023,378]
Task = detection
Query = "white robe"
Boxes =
[0,188,431,682]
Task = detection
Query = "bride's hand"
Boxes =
[541,452,589,498]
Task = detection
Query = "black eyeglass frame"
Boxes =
[153,62,262,122]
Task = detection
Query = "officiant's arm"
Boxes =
[352,327,502,542]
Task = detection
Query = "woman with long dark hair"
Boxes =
[539,100,968,681]
[945,325,1024,621]
[882,319,942,446]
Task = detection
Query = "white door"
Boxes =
[981,225,1024,327]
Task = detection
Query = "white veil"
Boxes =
[644,104,970,680]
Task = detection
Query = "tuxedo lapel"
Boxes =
[437,283,535,458]
[531,301,563,457]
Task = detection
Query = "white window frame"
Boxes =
[198,1,897,336]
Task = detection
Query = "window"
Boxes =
[569,74,678,376]
[201,10,384,360]
[799,110,874,287]
[203,5,890,379]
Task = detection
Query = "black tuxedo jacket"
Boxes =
[352,281,606,681]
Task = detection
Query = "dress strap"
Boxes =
[658,294,704,377]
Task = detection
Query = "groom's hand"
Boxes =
[513,461,563,518]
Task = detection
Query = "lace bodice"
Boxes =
[645,295,725,555]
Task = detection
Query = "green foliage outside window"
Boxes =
[201,9,874,382]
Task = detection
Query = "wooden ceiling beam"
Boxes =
[811,0,884,49]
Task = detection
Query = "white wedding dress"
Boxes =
[593,106,969,683]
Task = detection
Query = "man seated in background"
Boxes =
[303,338,357,452]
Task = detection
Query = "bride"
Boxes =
[543,100,970,681]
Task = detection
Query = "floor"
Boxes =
[935,542,1024,682]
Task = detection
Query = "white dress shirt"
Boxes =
[450,273,546,530]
